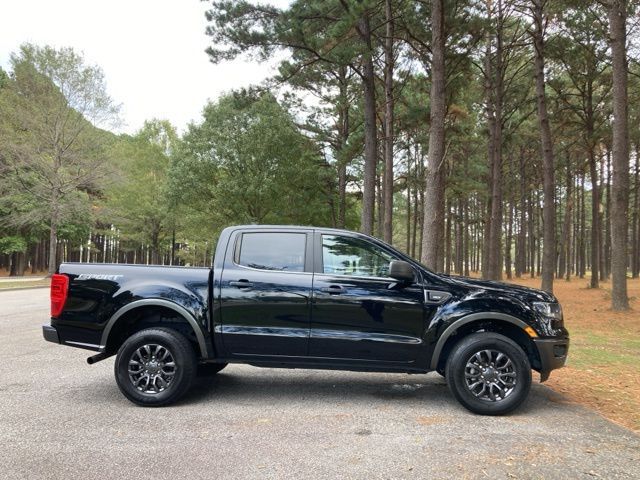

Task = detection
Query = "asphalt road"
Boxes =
[1,288,639,480]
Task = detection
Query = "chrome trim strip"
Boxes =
[65,340,101,350]
[214,325,309,338]
[311,329,423,344]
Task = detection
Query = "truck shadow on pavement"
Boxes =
[173,367,565,417]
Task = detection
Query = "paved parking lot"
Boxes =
[1,288,639,480]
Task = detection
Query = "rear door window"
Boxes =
[237,233,306,272]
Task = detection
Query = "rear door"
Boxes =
[219,229,313,357]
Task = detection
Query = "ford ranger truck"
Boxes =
[43,225,569,414]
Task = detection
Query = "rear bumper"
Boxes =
[42,324,60,344]
[534,336,569,382]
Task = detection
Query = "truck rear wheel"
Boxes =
[445,332,531,415]
[114,327,197,407]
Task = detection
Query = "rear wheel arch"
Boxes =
[431,313,540,374]
[101,300,210,359]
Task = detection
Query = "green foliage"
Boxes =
[0,236,27,255]
[103,120,177,260]
[170,90,334,237]
[0,43,118,270]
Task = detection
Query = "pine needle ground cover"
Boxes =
[509,276,640,433]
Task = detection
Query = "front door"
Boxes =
[220,230,313,357]
[310,233,425,364]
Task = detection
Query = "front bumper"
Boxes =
[533,336,569,382]
[42,324,60,344]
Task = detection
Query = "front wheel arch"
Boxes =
[431,314,540,374]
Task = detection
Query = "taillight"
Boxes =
[50,274,69,318]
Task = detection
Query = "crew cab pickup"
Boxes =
[43,225,569,414]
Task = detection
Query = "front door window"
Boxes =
[322,235,395,278]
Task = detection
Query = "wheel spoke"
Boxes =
[156,376,168,389]
[463,348,517,403]
[128,343,177,394]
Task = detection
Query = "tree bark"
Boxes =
[561,158,573,281]
[48,209,59,275]
[588,148,600,287]
[532,0,556,293]
[485,0,506,280]
[505,201,513,279]
[357,12,377,236]
[421,0,446,271]
[529,190,536,278]
[382,0,394,244]
[608,0,630,309]
[337,65,350,229]
[516,151,527,277]
[632,146,639,278]
[445,199,452,274]
[604,149,612,279]
[580,171,587,278]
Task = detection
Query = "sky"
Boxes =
[0,0,292,134]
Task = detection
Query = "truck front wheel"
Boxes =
[114,327,197,407]
[445,332,531,415]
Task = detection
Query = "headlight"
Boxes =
[532,302,563,324]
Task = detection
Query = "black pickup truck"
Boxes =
[43,225,569,414]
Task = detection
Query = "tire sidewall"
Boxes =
[446,333,531,415]
[115,328,196,406]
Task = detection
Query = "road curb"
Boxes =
[0,285,50,292]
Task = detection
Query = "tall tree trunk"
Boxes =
[421,0,446,271]
[532,0,556,293]
[562,158,573,281]
[608,0,630,309]
[337,65,350,229]
[376,170,384,237]
[445,199,452,274]
[505,202,513,279]
[604,149,612,279]
[411,144,419,258]
[406,146,412,253]
[598,155,606,281]
[357,12,377,236]
[485,0,505,281]
[588,148,600,287]
[529,191,536,278]
[48,215,59,275]
[580,171,587,278]
[382,0,394,243]
[632,146,639,278]
[516,151,527,277]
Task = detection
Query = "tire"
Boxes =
[445,332,531,415]
[197,362,228,377]
[114,327,197,407]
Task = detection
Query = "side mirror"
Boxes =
[388,260,414,283]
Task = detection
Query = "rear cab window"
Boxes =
[236,232,306,272]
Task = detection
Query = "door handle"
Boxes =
[321,285,346,294]
[229,280,254,288]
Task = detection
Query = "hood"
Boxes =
[442,275,556,303]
